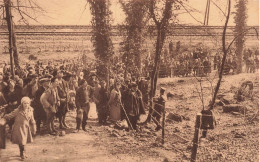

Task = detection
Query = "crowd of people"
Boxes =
[0,57,167,160]
[163,47,259,77]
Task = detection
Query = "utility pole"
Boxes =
[204,0,211,26]
[4,0,15,78]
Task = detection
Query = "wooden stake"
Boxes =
[0,125,6,149]
[161,104,165,145]
[191,113,201,162]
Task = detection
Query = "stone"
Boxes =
[60,130,66,136]
[234,132,246,138]
[223,104,247,114]
[177,80,185,83]
[167,113,182,122]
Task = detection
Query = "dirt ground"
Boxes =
[0,70,259,162]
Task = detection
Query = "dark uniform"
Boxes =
[152,87,166,131]
[125,83,145,130]
[75,80,94,131]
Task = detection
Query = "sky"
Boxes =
[9,0,260,26]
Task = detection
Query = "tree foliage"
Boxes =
[88,0,114,80]
[234,0,248,73]
[119,0,149,77]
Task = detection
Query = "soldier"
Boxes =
[75,79,94,131]
[152,87,167,131]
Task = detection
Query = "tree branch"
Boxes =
[176,0,203,25]
[149,0,159,26]
[211,0,226,17]
[209,0,231,110]
[226,27,259,52]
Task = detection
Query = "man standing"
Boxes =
[152,87,167,131]
[56,70,69,129]
[96,81,109,125]
[75,79,93,131]
[32,76,51,133]
[40,77,60,135]
[125,82,145,131]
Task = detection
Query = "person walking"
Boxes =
[0,97,36,160]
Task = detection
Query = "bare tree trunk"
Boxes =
[209,0,231,110]
[146,0,174,123]
[12,28,20,68]
[4,0,15,78]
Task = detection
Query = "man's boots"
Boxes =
[19,145,25,160]
[82,123,87,132]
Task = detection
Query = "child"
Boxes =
[0,97,36,160]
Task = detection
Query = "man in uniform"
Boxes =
[152,87,167,131]
[75,79,94,131]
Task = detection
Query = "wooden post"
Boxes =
[0,125,6,149]
[191,113,201,162]
[161,105,166,145]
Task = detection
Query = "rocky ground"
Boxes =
[0,70,259,162]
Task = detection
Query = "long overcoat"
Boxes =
[4,105,36,145]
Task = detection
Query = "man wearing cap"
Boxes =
[75,79,94,131]
[152,87,167,131]
[56,70,69,129]
[22,74,38,99]
[32,76,51,133]
[40,77,60,135]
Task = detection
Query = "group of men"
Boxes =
[0,57,166,135]
[170,50,212,77]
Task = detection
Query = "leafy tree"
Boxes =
[119,0,149,77]
[88,0,114,81]
[234,0,248,73]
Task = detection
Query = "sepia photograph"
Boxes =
[0,0,259,161]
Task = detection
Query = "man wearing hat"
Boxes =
[32,75,51,133]
[56,70,69,129]
[125,82,145,131]
[75,79,94,131]
[22,74,38,99]
[152,87,167,131]
[40,77,60,135]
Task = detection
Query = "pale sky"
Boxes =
[10,0,260,26]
